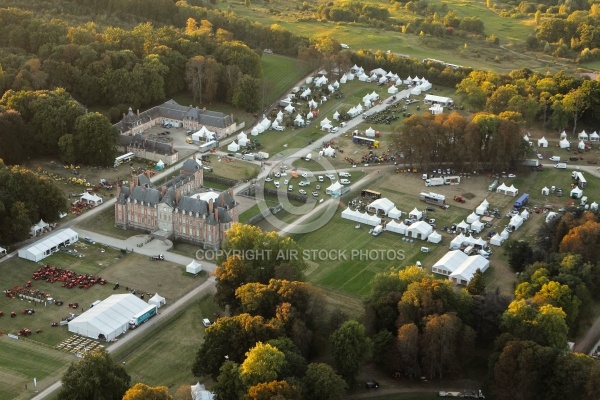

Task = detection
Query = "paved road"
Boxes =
[29,277,217,400]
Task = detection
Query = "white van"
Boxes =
[340,179,351,185]
[549,156,561,162]
[339,172,351,178]
[554,163,567,169]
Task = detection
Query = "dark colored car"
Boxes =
[365,380,379,389]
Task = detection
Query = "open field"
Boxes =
[261,54,312,106]
[77,206,132,240]
[205,155,259,180]
[214,0,567,74]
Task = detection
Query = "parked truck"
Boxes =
[514,193,529,209]
[425,177,444,187]
[199,140,218,153]
[444,176,461,185]
[129,304,158,328]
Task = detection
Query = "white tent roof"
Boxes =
[590,131,600,140]
[538,137,548,146]
[387,220,408,234]
[81,192,102,203]
[362,212,381,226]
[368,198,395,215]
[186,259,202,274]
[500,229,510,239]
[284,104,295,113]
[509,215,524,229]
[333,111,340,120]
[449,233,466,250]
[326,181,344,194]
[191,382,215,400]
[388,207,402,219]
[156,159,164,167]
[366,127,375,136]
[323,146,335,157]
[591,202,599,211]
[471,220,485,233]
[490,233,504,246]
[542,186,549,195]
[407,221,433,239]
[480,199,489,207]
[18,228,79,262]
[409,208,423,220]
[427,230,442,243]
[227,141,240,152]
[578,140,586,150]
[520,209,529,219]
[457,220,469,230]
[560,138,570,148]
[433,250,468,275]
[68,294,149,341]
[340,74,348,83]
[449,255,489,284]
[388,85,398,94]
[507,185,518,195]
[466,212,479,224]
[496,182,509,192]
[320,117,331,127]
[148,293,166,308]
[579,130,588,139]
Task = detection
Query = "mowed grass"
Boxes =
[261,54,312,105]
[0,337,74,400]
[112,295,220,395]
[205,155,260,180]
[77,206,133,240]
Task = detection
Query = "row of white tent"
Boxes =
[449,233,488,250]
[558,130,600,141]
[366,197,424,220]
[556,138,588,150]
[318,147,336,157]
[475,199,490,216]
[496,183,519,197]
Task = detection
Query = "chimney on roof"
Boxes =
[215,206,219,223]
[175,187,181,204]
[123,112,126,120]
[161,185,167,197]
[208,198,214,214]
[137,109,139,117]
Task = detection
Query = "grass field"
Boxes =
[205,155,259,180]
[77,206,132,240]
[261,54,312,105]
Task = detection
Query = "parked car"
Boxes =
[507,173,516,178]
[325,173,336,179]
[331,126,339,133]
[365,381,380,389]
[273,126,284,131]
[299,181,309,187]
[299,189,307,195]
[274,181,280,188]
[274,172,281,178]
[150,254,165,261]
[288,185,293,191]
[340,179,351,185]
[302,172,313,178]
[83,237,94,244]
[284,179,289,185]
[265,177,273,182]
[318,176,324,182]
[315,185,321,190]
[202,318,212,327]
[312,191,319,197]
[339,172,351,177]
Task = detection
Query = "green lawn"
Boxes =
[261,54,312,105]
[77,206,132,240]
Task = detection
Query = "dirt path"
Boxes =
[574,314,600,355]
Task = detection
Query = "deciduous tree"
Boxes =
[302,363,347,400]
[122,383,172,400]
[330,321,371,384]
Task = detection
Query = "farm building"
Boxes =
[18,228,79,262]
[68,294,149,341]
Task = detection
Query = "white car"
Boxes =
[302,172,313,178]
[274,172,281,178]
[299,181,310,187]
[288,185,293,191]
[339,172,351,178]
[299,189,307,195]
[274,181,280,188]
[340,179,351,185]
[537,154,543,159]
[265,177,273,182]
[273,126,284,131]
[315,185,320,190]
[341,43,350,49]
[318,176,324,182]
[202,318,212,327]
[331,127,339,133]
[508,174,516,178]
[325,173,336,179]
[284,179,289,185]
[312,191,319,197]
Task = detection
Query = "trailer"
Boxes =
[514,193,529,209]
[425,177,444,187]
[488,180,499,191]
[129,304,158,328]
[420,192,446,206]
[199,140,219,153]
[444,176,461,185]
[521,159,540,167]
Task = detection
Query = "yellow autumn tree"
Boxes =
[122,383,172,400]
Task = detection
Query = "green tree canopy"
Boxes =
[330,321,371,384]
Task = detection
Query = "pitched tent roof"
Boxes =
[406,221,433,240]
[148,293,166,308]
[388,207,402,219]
[449,255,489,285]
[471,220,485,233]
[490,233,504,246]
[449,233,467,250]
[427,230,442,243]
[18,228,79,262]
[432,250,469,276]
[466,212,479,224]
[191,382,215,400]
[386,220,407,234]
[68,294,150,341]
[367,198,395,215]
[409,208,423,220]
[186,259,202,274]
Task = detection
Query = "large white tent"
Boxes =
[19,228,79,262]
[449,233,467,250]
[490,233,504,247]
[509,215,524,230]
[475,202,488,216]
[80,192,103,205]
[538,137,548,147]
[409,208,423,220]
[227,141,240,152]
[578,130,589,141]
[186,259,202,274]
[506,185,519,196]
[148,293,166,308]
[590,131,600,142]
[406,221,433,240]
[386,220,408,234]
[433,250,468,276]
[367,198,395,215]
[449,255,489,285]
[388,207,402,219]
[68,294,149,341]
[560,138,570,149]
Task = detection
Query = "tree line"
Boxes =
[0,160,67,244]
[393,111,527,172]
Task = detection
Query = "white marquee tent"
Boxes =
[333,111,340,120]
[340,74,348,84]
[500,229,510,240]
[496,182,509,194]
[427,230,442,244]
[475,202,488,216]
[322,147,336,157]
[591,131,600,142]
[509,215,524,230]
[541,186,550,195]
[19,228,79,262]
[191,382,215,400]
[367,198,395,215]
[570,186,583,199]
[466,212,479,224]
[388,85,398,95]
[449,233,467,250]
[68,294,149,341]
[578,130,589,140]
[449,255,489,285]
[409,208,423,220]
[433,250,468,276]
[560,138,570,149]
[578,140,586,150]
[506,185,519,196]
[388,207,402,219]
[284,104,295,113]
[538,137,548,147]
[386,220,408,234]
[186,259,202,275]
[148,293,166,308]
[227,141,240,152]
[471,220,485,233]
[457,220,470,232]
[365,127,376,137]
[80,192,103,206]
[490,233,504,247]
[406,221,433,240]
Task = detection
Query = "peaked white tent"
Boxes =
[560,138,570,149]
[509,215,524,230]
[466,212,479,224]
[570,186,583,199]
[591,202,599,211]
[449,255,489,285]
[284,104,295,113]
[191,382,215,400]
[148,293,166,308]
[541,186,550,195]
[427,230,442,244]
[365,127,376,137]
[322,147,336,157]
[590,131,600,142]
[500,229,510,240]
[388,86,398,94]
[68,294,149,341]
[250,127,259,136]
[186,259,202,274]
[80,192,103,205]
[578,140,586,150]
[308,99,319,109]
[490,233,504,247]
[388,207,402,219]
[227,141,240,152]
[560,130,567,139]
[333,111,340,120]
[578,130,589,140]
[476,202,488,216]
[320,117,331,127]
[276,110,284,121]
[538,137,548,147]
[340,74,348,84]
[457,220,470,232]
[449,233,467,250]
[433,250,468,276]
[386,220,408,234]
[155,159,165,171]
[506,185,519,196]
[409,208,423,220]
[520,209,530,220]
[471,220,485,233]
[496,182,509,195]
